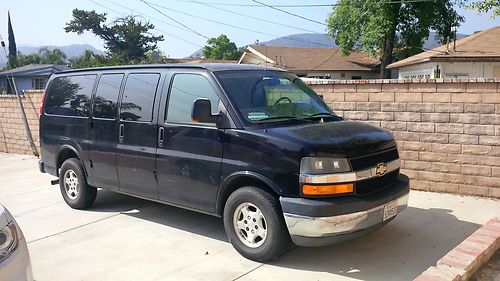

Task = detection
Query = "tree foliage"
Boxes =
[327,0,466,78]
[203,34,242,60]
[467,0,499,16]
[64,9,164,64]
[7,12,17,68]
[16,48,67,66]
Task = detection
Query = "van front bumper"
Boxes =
[280,174,409,247]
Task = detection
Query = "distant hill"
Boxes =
[260,32,467,49]
[188,32,467,58]
[260,33,337,48]
[0,44,104,67]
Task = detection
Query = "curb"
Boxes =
[414,216,500,281]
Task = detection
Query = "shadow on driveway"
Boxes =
[87,190,480,280]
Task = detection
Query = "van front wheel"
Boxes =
[59,158,97,210]
[223,186,291,262]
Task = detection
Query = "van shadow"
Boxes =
[88,191,480,280]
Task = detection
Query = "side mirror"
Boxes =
[192,99,220,124]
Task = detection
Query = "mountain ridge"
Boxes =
[188,32,467,58]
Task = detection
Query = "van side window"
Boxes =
[120,73,160,122]
[93,74,124,119]
[45,75,96,117]
[166,74,219,125]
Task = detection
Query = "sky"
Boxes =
[1,0,499,58]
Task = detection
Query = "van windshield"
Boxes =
[215,70,336,124]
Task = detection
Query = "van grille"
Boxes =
[355,169,400,196]
[349,148,399,171]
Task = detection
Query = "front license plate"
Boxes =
[383,200,398,221]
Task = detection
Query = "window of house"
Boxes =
[45,75,96,117]
[166,74,219,125]
[120,73,160,122]
[32,78,47,90]
[93,74,124,119]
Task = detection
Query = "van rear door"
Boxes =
[116,72,162,199]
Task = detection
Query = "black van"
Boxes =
[39,64,409,262]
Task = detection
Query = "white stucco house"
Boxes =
[238,45,380,80]
[388,26,500,79]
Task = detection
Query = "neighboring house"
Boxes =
[388,26,500,79]
[182,57,238,64]
[238,45,379,79]
[0,64,71,95]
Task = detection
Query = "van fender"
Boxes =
[216,171,282,215]
[55,145,90,178]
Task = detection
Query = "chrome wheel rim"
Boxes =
[233,202,267,248]
[63,170,79,200]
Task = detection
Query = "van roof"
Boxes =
[56,63,284,74]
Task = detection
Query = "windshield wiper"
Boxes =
[301,112,343,121]
[255,116,299,122]
[304,112,335,118]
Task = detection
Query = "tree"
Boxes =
[7,11,17,68]
[68,50,107,68]
[203,34,242,60]
[467,0,499,16]
[327,0,465,78]
[64,9,164,63]
[16,48,68,67]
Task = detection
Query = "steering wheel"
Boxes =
[274,97,292,105]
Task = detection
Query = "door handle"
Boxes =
[119,124,124,143]
[158,127,164,147]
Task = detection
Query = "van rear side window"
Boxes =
[45,75,96,117]
[120,73,160,122]
[93,74,124,119]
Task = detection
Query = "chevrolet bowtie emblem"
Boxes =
[375,163,388,176]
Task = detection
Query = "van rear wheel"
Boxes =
[59,158,97,210]
[223,186,291,262]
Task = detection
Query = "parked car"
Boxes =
[0,203,33,281]
[39,64,409,262]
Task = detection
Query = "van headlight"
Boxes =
[300,157,350,174]
[0,222,19,263]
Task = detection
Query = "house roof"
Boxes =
[182,57,238,64]
[56,63,283,75]
[388,26,500,69]
[0,64,72,77]
[240,45,379,72]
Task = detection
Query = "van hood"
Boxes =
[263,120,396,158]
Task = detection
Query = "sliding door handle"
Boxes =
[158,127,165,147]
[119,124,124,143]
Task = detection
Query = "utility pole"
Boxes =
[11,78,39,157]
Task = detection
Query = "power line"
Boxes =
[185,0,319,33]
[144,1,334,47]
[168,0,337,7]
[250,0,328,26]
[96,0,204,47]
[145,1,281,38]
[101,0,190,33]
[139,0,210,39]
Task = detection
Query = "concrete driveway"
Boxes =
[1,153,499,281]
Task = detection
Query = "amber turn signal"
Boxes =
[302,183,354,196]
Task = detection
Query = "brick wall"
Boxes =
[307,78,500,198]
[1,81,499,198]
[0,90,42,155]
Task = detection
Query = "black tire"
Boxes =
[223,186,291,262]
[59,158,97,210]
